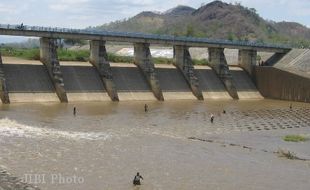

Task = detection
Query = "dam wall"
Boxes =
[111,63,156,101]
[60,62,110,101]
[255,66,310,103]
[255,48,310,103]
[156,65,196,100]
[2,58,59,102]
[194,65,231,99]
[0,56,265,103]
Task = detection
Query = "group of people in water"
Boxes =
[69,102,295,187]
[70,104,230,186]
[72,104,149,117]
[72,104,227,125]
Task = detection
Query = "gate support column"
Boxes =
[238,49,257,76]
[174,45,203,100]
[134,43,164,101]
[208,47,238,99]
[0,52,10,104]
[40,37,68,102]
[90,40,119,101]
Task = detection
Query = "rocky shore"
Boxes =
[0,168,40,190]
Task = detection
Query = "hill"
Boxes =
[94,1,310,48]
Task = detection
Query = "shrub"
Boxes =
[283,135,309,142]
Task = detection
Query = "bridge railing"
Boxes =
[0,23,291,49]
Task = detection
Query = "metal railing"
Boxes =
[0,23,291,49]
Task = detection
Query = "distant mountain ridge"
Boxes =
[164,5,196,16]
[95,1,310,47]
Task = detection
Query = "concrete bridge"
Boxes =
[0,23,301,104]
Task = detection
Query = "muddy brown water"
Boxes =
[0,99,310,190]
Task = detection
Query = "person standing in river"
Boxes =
[144,104,148,112]
[210,113,214,123]
[133,172,143,185]
[73,107,76,116]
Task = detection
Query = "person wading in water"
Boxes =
[133,172,143,185]
[210,113,214,123]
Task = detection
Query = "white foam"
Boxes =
[0,118,113,141]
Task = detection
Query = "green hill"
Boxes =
[94,1,310,48]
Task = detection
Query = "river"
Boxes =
[0,99,309,190]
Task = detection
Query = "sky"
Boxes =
[0,0,309,42]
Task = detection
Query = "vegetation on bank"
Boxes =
[0,47,41,60]
[0,47,209,65]
[283,135,309,142]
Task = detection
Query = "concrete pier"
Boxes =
[0,52,10,103]
[40,37,68,102]
[90,40,119,101]
[134,43,164,101]
[208,48,239,99]
[174,45,203,100]
[238,49,257,76]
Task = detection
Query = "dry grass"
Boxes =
[277,149,303,160]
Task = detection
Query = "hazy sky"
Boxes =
[0,0,309,28]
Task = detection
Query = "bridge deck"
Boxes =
[0,24,291,53]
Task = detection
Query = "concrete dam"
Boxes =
[0,24,308,103]
[0,56,263,102]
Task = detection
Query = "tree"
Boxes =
[186,24,195,37]
[227,32,236,41]
[249,8,257,14]
[63,39,87,46]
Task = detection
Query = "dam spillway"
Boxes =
[230,67,263,99]
[60,62,110,101]
[156,64,196,100]
[111,63,156,101]
[0,56,266,103]
[2,57,59,102]
[195,65,231,99]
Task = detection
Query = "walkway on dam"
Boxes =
[1,57,263,102]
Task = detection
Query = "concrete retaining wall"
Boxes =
[0,52,10,103]
[255,66,310,103]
